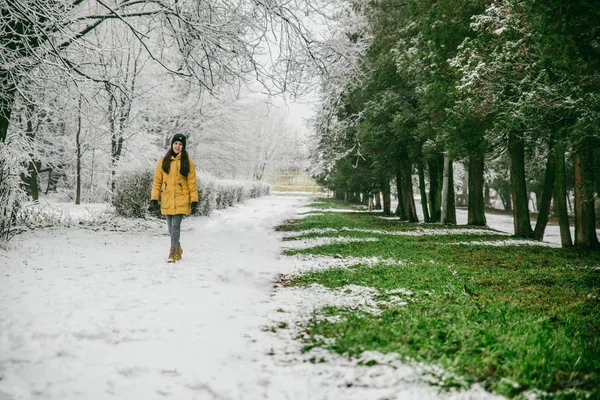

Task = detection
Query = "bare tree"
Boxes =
[249,106,291,181]
[0,0,326,143]
[90,22,145,196]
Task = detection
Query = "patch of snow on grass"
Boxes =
[452,239,558,248]
[272,284,413,323]
[286,284,381,312]
[285,254,409,273]
[284,226,506,238]
[386,288,414,296]
[281,236,380,250]
[283,228,339,237]
[263,283,503,400]
[309,208,369,213]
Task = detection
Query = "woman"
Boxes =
[151,134,198,263]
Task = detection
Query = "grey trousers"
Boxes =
[165,214,184,249]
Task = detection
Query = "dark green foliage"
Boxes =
[314,0,599,248]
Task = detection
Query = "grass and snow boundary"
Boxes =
[269,198,600,399]
[265,204,500,396]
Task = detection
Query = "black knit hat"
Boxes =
[171,134,187,150]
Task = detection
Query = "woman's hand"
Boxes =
[190,202,198,215]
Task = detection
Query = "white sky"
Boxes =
[285,98,315,126]
[0,194,577,400]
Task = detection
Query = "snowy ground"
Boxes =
[353,199,586,248]
[1,194,573,400]
[453,206,575,247]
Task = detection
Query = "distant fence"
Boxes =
[264,168,328,193]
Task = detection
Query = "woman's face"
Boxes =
[172,141,183,154]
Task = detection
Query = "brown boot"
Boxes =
[168,247,177,263]
[175,243,183,261]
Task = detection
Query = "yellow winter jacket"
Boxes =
[151,153,198,215]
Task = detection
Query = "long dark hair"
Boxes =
[161,148,190,177]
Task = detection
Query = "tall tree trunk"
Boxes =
[75,95,82,205]
[417,159,430,222]
[467,153,486,226]
[446,159,456,224]
[395,166,407,220]
[374,192,382,210]
[441,154,450,224]
[26,162,39,200]
[25,103,39,200]
[401,160,418,222]
[533,188,542,212]
[382,178,391,215]
[484,184,491,207]
[427,155,442,222]
[500,189,512,211]
[554,143,572,247]
[456,163,468,207]
[107,87,118,196]
[533,140,556,240]
[89,149,96,202]
[508,132,533,238]
[573,138,599,249]
[0,75,16,143]
[1,11,43,143]
[44,168,52,195]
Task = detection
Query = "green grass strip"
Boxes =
[278,198,600,399]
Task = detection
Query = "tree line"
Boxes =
[311,0,599,249]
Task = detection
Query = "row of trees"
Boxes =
[311,0,599,249]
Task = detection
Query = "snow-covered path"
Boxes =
[0,195,503,400]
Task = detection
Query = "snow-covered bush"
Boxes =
[17,203,73,227]
[112,169,270,218]
[0,137,28,243]
[214,181,241,210]
[235,186,245,203]
[248,180,271,198]
[197,173,217,216]
[195,172,270,216]
[113,170,154,218]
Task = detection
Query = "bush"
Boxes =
[214,181,240,210]
[245,180,270,198]
[197,176,217,216]
[235,186,244,203]
[194,174,271,216]
[113,169,271,218]
[113,170,154,218]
